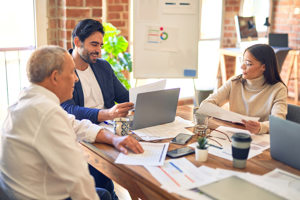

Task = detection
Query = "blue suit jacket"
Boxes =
[61,49,129,123]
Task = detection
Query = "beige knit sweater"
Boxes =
[200,75,287,134]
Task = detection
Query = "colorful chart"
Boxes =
[160,32,168,40]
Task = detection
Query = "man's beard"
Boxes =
[79,48,99,64]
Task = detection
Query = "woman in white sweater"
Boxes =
[200,44,287,134]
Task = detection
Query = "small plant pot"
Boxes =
[195,148,208,162]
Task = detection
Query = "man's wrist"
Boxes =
[98,109,112,122]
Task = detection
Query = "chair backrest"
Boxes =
[275,49,289,72]
[286,104,300,123]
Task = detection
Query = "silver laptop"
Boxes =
[130,88,180,130]
[270,115,300,170]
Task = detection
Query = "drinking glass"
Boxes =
[193,113,209,137]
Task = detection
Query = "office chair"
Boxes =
[275,49,290,72]
[194,89,213,106]
[286,104,300,123]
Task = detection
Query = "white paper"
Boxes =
[129,80,166,105]
[263,168,300,199]
[132,116,194,141]
[115,142,169,166]
[197,102,259,123]
[145,158,214,190]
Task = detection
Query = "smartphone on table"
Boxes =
[167,147,195,158]
[171,133,193,145]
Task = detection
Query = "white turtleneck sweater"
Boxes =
[200,75,287,134]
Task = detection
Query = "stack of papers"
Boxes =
[146,158,300,200]
[188,126,270,161]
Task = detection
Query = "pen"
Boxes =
[159,144,166,163]
[103,121,113,126]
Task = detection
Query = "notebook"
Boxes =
[270,116,300,170]
[130,88,180,130]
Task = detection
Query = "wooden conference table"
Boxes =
[80,105,300,200]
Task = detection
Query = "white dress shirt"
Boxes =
[0,84,102,200]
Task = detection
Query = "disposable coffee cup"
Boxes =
[231,132,252,169]
[113,117,131,136]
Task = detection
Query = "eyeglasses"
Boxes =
[206,128,232,148]
[239,57,254,68]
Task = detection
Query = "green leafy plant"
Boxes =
[102,22,132,89]
[197,136,208,150]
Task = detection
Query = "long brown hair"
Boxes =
[244,44,285,85]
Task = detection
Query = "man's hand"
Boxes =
[108,102,134,119]
[98,102,134,122]
[242,120,261,134]
[112,135,144,154]
[95,129,144,154]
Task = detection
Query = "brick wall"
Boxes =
[219,0,240,83]
[48,0,129,49]
[221,0,240,48]
[106,0,129,41]
[272,0,300,99]
[48,0,103,49]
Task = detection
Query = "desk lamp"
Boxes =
[264,17,271,37]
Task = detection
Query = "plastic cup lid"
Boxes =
[231,132,252,142]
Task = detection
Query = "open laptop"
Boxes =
[130,88,180,130]
[269,115,300,170]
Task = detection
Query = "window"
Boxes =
[240,0,271,33]
[0,0,40,124]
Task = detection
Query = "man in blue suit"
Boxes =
[61,19,134,200]
[61,19,133,124]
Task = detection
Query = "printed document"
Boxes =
[129,80,166,105]
[115,142,169,166]
[145,158,214,191]
[197,102,259,123]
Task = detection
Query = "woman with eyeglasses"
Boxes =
[200,44,287,134]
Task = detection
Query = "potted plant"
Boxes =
[102,22,132,89]
[195,136,209,161]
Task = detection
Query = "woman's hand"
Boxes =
[242,120,261,134]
